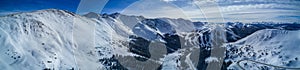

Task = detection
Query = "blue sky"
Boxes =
[119,0,300,23]
[101,0,138,14]
[0,0,80,15]
[0,0,299,23]
[0,0,137,15]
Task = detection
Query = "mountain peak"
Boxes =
[108,12,121,18]
[35,9,76,16]
[83,12,101,18]
[2,9,76,17]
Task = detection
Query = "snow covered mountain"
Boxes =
[0,9,116,70]
[225,29,300,70]
[0,9,300,70]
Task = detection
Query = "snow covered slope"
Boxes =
[225,29,300,69]
[0,9,300,70]
[0,9,116,70]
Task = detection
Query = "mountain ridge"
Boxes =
[0,9,300,70]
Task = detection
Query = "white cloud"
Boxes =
[221,3,298,12]
[161,0,177,2]
[122,0,190,19]
[119,0,300,23]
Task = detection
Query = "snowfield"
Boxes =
[225,29,300,70]
[0,9,300,70]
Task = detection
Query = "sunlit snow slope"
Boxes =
[0,9,300,70]
[225,29,300,69]
[0,9,115,70]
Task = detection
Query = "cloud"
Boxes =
[221,3,299,12]
[161,0,177,2]
[121,0,190,19]
[117,0,300,23]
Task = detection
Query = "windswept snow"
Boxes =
[0,9,300,70]
[225,29,300,69]
[0,9,115,70]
